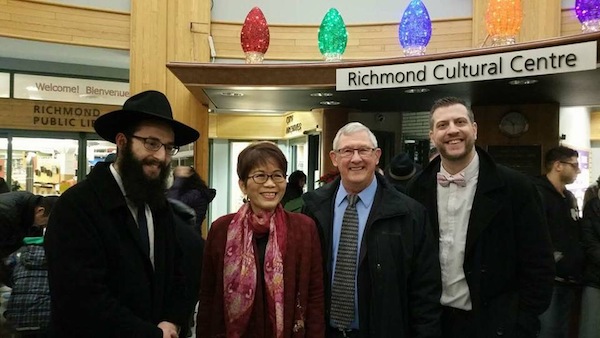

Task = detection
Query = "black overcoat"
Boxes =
[406,148,555,338]
[45,162,188,338]
[302,174,442,338]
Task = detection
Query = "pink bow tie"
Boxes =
[437,172,466,187]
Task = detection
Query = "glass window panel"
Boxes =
[0,137,8,191]
[11,137,78,195]
[86,139,117,175]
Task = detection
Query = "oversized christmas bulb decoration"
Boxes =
[485,0,523,46]
[318,8,348,62]
[575,0,600,32]
[241,7,270,63]
[398,0,432,56]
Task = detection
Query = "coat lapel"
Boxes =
[413,161,441,240]
[464,149,504,257]
[88,163,154,270]
[304,181,336,275]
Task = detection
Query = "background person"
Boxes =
[535,146,584,338]
[302,122,441,338]
[383,152,421,193]
[583,175,600,209]
[5,234,51,338]
[281,170,307,212]
[0,165,9,194]
[0,192,57,286]
[579,189,600,338]
[45,90,198,338]
[167,165,216,229]
[197,141,325,338]
[407,97,554,338]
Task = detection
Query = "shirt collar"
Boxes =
[109,163,127,198]
[440,152,480,182]
[335,175,378,209]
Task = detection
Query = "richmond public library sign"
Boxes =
[336,41,598,90]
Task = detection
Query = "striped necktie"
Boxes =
[137,203,150,257]
[331,194,359,329]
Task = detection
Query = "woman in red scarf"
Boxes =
[197,141,325,338]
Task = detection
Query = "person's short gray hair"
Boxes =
[332,122,378,150]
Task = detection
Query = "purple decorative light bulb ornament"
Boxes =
[398,0,432,56]
[575,0,600,32]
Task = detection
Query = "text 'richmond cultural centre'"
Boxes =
[336,41,597,91]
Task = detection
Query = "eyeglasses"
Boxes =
[559,161,580,170]
[130,135,179,156]
[335,147,376,158]
[248,172,287,184]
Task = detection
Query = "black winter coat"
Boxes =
[166,177,216,228]
[407,148,555,338]
[169,199,205,337]
[534,176,584,282]
[45,163,188,338]
[581,196,600,288]
[302,174,442,338]
[0,191,42,285]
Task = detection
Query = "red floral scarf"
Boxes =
[223,202,287,338]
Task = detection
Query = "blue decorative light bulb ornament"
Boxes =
[398,0,432,56]
[575,0,600,32]
[318,8,348,62]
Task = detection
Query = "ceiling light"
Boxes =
[404,88,430,94]
[220,92,244,97]
[508,79,538,85]
[320,100,340,106]
[360,98,369,102]
[310,92,333,97]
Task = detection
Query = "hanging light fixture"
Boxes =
[240,7,270,64]
[575,0,600,32]
[318,8,348,62]
[485,0,523,46]
[398,0,432,56]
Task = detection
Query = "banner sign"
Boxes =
[14,74,129,105]
[336,41,598,91]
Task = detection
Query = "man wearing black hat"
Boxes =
[45,90,199,338]
[384,152,422,193]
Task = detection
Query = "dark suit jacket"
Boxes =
[45,162,188,338]
[407,148,554,338]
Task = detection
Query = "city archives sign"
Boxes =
[336,41,598,91]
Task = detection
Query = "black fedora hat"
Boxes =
[94,90,199,146]
[385,152,422,183]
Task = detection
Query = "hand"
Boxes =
[158,321,179,338]
[553,251,563,262]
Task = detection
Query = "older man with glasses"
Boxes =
[302,122,441,338]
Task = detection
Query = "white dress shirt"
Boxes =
[437,153,479,310]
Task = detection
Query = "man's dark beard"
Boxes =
[119,141,170,207]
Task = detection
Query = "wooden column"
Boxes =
[314,108,352,175]
[472,0,562,47]
[130,0,211,236]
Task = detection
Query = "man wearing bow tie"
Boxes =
[407,97,554,338]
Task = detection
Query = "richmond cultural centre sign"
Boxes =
[336,41,597,91]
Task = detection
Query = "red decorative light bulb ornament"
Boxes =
[240,7,270,63]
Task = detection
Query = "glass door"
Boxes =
[11,137,78,195]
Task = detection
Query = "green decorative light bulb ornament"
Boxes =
[318,8,348,62]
